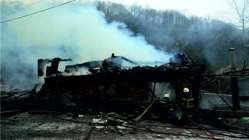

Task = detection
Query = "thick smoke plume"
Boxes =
[1,1,171,89]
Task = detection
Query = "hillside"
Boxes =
[97,2,249,72]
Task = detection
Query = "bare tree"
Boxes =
[232,0,249,33]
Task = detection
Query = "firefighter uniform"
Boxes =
[181,88,194,109]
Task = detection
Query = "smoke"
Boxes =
[0,1,171,89]
[97,2,249,72]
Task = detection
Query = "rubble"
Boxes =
[2,111,248,139]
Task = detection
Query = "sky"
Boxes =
[106,0,239,25]
[1,0,241,25]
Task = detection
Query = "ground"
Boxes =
[1,112,247,140]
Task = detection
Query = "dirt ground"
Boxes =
[1,112,247,140]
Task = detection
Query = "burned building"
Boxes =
[34,53,204,120]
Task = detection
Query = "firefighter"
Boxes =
[181,87,194,109]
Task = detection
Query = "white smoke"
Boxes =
[1,1,171,89]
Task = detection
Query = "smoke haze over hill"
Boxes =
[1,1,171,89]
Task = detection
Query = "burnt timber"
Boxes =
[40,58,204,111]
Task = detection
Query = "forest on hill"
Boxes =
[97,2,249,72]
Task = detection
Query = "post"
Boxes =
[229,48,240,110]
[35,59,49,94]
[231,77,240,110]
[229,48,236,71]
